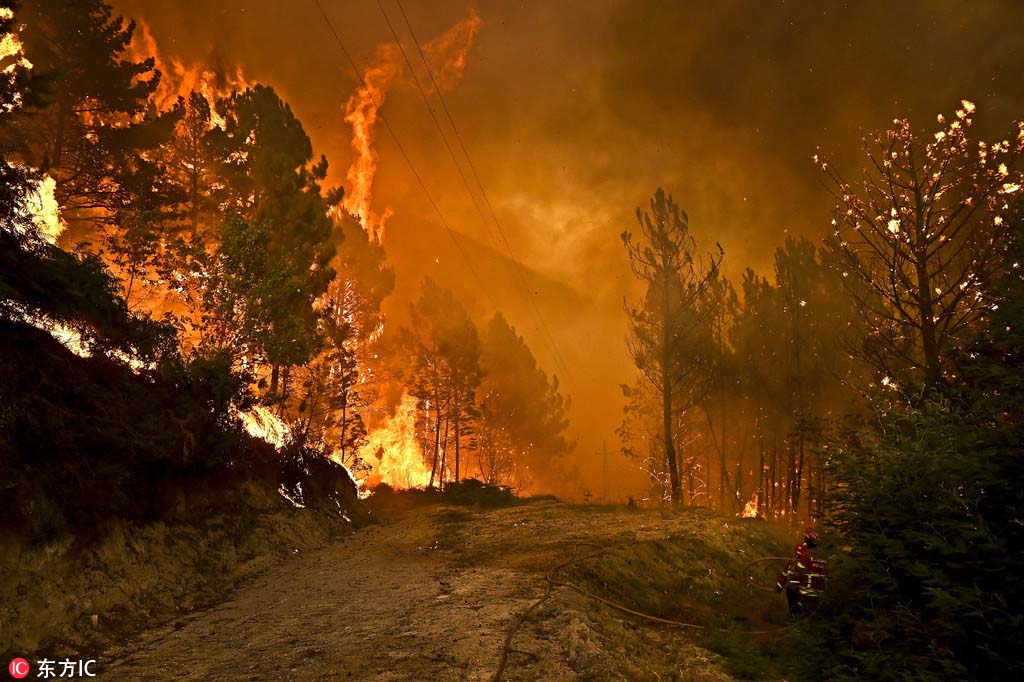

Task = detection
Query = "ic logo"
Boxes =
[8,658,30,679]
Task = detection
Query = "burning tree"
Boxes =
[9,0,165,226]
[622,188,722,505]
[820,102,1024,387]
[403,279,483,488]
[290,214,394,469]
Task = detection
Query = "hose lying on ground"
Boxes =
[744,556,793,592]
[492,540,702,681]
[493,544,797,680]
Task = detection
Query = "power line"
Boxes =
[311,0,497,312]
[377,1,573,378]
[395,0,572,381]
[374,0,494,251]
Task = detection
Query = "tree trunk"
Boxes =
[429,398,441,489]
[912,183,942,386]
[662,277,681,505]
[793,428,805,517]
[453,386,461,483]
[756,416,766,517]
[439,410,451,490]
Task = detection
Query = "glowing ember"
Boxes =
[239,406,290,449]
[359,392,431,489]
[740,491,759,518]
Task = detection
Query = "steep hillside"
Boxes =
[0,320,364,655]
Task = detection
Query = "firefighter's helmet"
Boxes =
[804,528,820,547]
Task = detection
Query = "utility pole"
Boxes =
[601,441,609,503]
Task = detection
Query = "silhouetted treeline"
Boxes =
[620,193,858,517]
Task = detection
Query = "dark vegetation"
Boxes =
[0,0,361,655]
[369,479,530,511]
[619,107,1024,678]
[799,208,1024,681]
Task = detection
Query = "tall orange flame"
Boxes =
[358,392,432,489]
[341,9,482,241]
[129,20,249,124]
[341,43,401,241]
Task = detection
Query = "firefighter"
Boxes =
[776,528,827,614]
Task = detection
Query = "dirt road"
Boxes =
[101,500,774,681]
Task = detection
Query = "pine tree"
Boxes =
[404,279,482,488]
[11,0,166,226]
[477,313,570,487]
[622,188,722,505]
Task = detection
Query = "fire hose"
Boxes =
[492,546,795,681]
[492,541,704,682]
[744,556,793,592]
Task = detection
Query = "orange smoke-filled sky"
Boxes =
[112,0,1024,496]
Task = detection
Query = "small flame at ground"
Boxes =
[359,392,431,489]
[741,491,759,518]
[239,406,290,449]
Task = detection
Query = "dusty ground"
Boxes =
[99,499,787,681]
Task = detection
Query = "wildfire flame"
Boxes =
[1,8,32,111]
[239,406,290,449]
[129,20,249,126]
[741,491,759,518]
[0,7,28,64]
[358,392,431,489]
[28,174,63,242]
[341,9,482,241]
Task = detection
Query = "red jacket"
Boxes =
[776,542,828,595]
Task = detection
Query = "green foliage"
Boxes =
[804,398,1024,681]
[166,86,337,390]
[797,158,1024,682]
